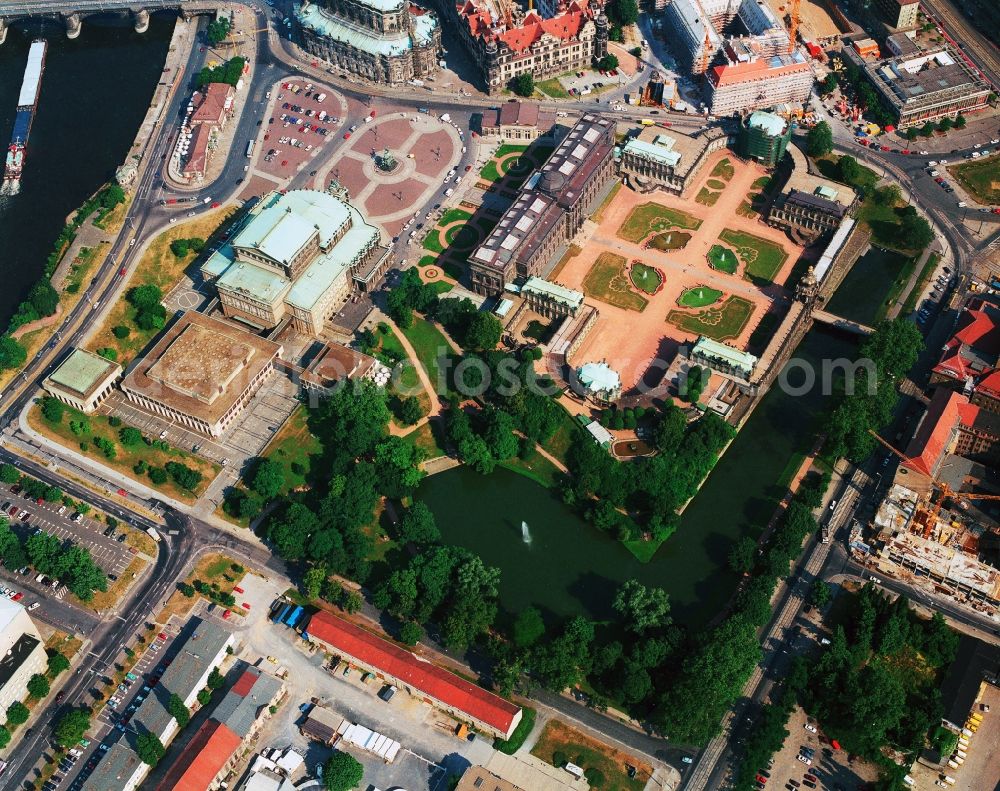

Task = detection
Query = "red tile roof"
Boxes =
[231,668,258,697]
[709,58,812,87]
[933,303,1000,382]
[190,82,233,126]
[903,389,969,477]
[155,720,241,791]
[306,611,521,735]
[976,370,1000,400]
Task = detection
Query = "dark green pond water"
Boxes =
[419,328,858,625]
[824,246,912,326]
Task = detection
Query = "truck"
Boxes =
[440,112,451,122]
[145,527,161,542]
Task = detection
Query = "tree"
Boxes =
[728,536,758,574]
[0,726,8,749]
[250,458,285,500]
[127,284,163,312]
[613,580,672,632]
[48,652,70,676]
[28,280,60,317]
[323,751,364,791]
[165,462,203,491]
[6,701,29,725]
[41,397,65,424]
[396,502,440,545]
[463,312,503,351]
[873,184,901,206]
[53,709,91,748]
[207,668,225,690]
[810,581,832,608]
[937,116,953,132]
[920,121,936,137]
[399,621,423,646]
[0,336,27,371]
[303,565,327,600]
[148,467,168,485]
[197,689,212,706]
[513,606,546,648]
[606,0,638,26]
[598,54,619,71]
[118,426,143,447]
[167,693,190,728]
[954,114,967,128]
[906,128,918,141]
[27,673,50,699]
[807,121,833,157]
[511,72,535,97]
[395,395,423,426]
[136,731,166,766]
[112,325,131,339]
[169,239,190,258]
[899,209,934,250]
[206,17,231,45]
[0,464,18,484]
[838,155,863,184]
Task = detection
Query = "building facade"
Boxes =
[687,335,758,382]
[707,55,814,116]
[469,113,615,295]
[447,0,607,94]
[0,600,48,726]
[738,111,791,167]
[296,0,441,85]
[479,101,560,142]
[845,41,990,128]
[304,610,523,739]
[521,276,584,318]
[120,311,283,438]
[201,190,391,335]
[618,125,730,195]
[43,348,121,413]
[872,0,919,29]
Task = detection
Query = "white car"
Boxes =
[796,755,812,766]
[805,723,818,733]
[681,757,693,764]
[27,602,39,611]
[992,138,1000,145]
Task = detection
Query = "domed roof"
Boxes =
[538,169,567,195]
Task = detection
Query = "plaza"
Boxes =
[552,150,802,392]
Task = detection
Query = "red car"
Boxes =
[158,633,167,640]
[343,132,351,139]
[12,592,23,601]
[211,202,220,208]
[36,498,43,505]
[756,776,768,785]
[901,149,910,154]
[242,602,251,609]
[222,610,232,620]
[117,488,127,497]
[119,266,127,277]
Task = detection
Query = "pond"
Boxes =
[824,246,913,326]
[648,230,692,251]
[419,328,857,625]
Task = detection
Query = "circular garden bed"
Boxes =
[629,261,665,295]
[647,230,692,251]
[678,285,723,308]
[707,244,739,274]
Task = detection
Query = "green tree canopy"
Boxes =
[136,731,166,766]
[807,121,833,157]
[613,580,672,632]
[0,336,27,371]
[250,457,285,500]
[511,72,535,97]
[323,751,364,791]
[53,709,91,748]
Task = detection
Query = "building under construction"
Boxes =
[661,0,813,114]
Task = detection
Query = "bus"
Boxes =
[246,140,255,158]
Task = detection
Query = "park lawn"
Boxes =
[629,262,662,294]
[531,719,648,791]
[261,405,321,495]
[402,419,447,459]
[480,144,530,182]
[28,402,219,503]
[123,526,158,557]
[501,443,562,488]
[439,208,473,226]
[901,253,941,316]
[710,157,735,181]
[87,208,234,367]
[719,228,788,284]
[160,552,246,623]
[402,316,458,396]
[706,178,727,190]
[536,77,570,98]
[623,536,666,563]
[545,405,580,464]
[948,156,1000,205]
[422,230,445,254]
[876,253,918,322]
[418,255,437,267]
[667,295,755,342]
[617,201,702,243]
[427,281,454,294]
[707,244,738,274]
[695,188,721,206]
[752,176,771,189]
[445,223,481,251]
[679,285,723,308]
[582,253,648,312]
[377,328,423,392]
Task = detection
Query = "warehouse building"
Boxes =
[120,310,283,438]
[304,610,523,739]
[43,348,122,413]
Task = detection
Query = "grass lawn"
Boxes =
[401,316,458,396]
[948,156,1000,204]
[439,208,473,226]
[617,202,702,243]
[752,176,771,189]
[402,419,447,459]
[667,295,755,342]
[679,285,723,307]
[531,719,648,791]
[546,404,580,465]
[445,224,480,251]
[421,231,445,255]
[536,77,570,98]
[28,402,219,503]
[623,536,666,563]
[501,443,562,488]
[418,255,437,267]
[428,281,454,294]
[480,145,529,182]
[695,187,721,206]
[260,405,321,495]
[629,262,662,294]
[706,178,727,190]
[87,208,234,367]
[374,327,431,421]
[710,158,735,181]
[582,252,648,312]
[81,556,147,612]
[719,228,788,284]
[707,244,739,274]
[159,552,246,623]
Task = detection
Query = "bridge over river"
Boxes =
[0,0,217,41]
[811,309,874,336]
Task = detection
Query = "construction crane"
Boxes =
[787,0,800,54]
[868,429,1000,536]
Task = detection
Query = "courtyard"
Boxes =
[555,150,801,390]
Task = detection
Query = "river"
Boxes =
[0,15,172,330]
[419,327,859,625]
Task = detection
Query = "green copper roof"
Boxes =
[577,362,621,392]
[232,190,351,266]
[522,276,584,308]
[296,2,438,57]
[49,349,119,396]
[216,261,291,304]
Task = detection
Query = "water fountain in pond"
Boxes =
[521,521,532,545]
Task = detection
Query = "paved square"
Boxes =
[556,151,803,390]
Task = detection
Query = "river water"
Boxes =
[0,15,172,329]
[419,327,858,625]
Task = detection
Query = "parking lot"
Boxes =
[253,78,346,181]
[1,483,140,580]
